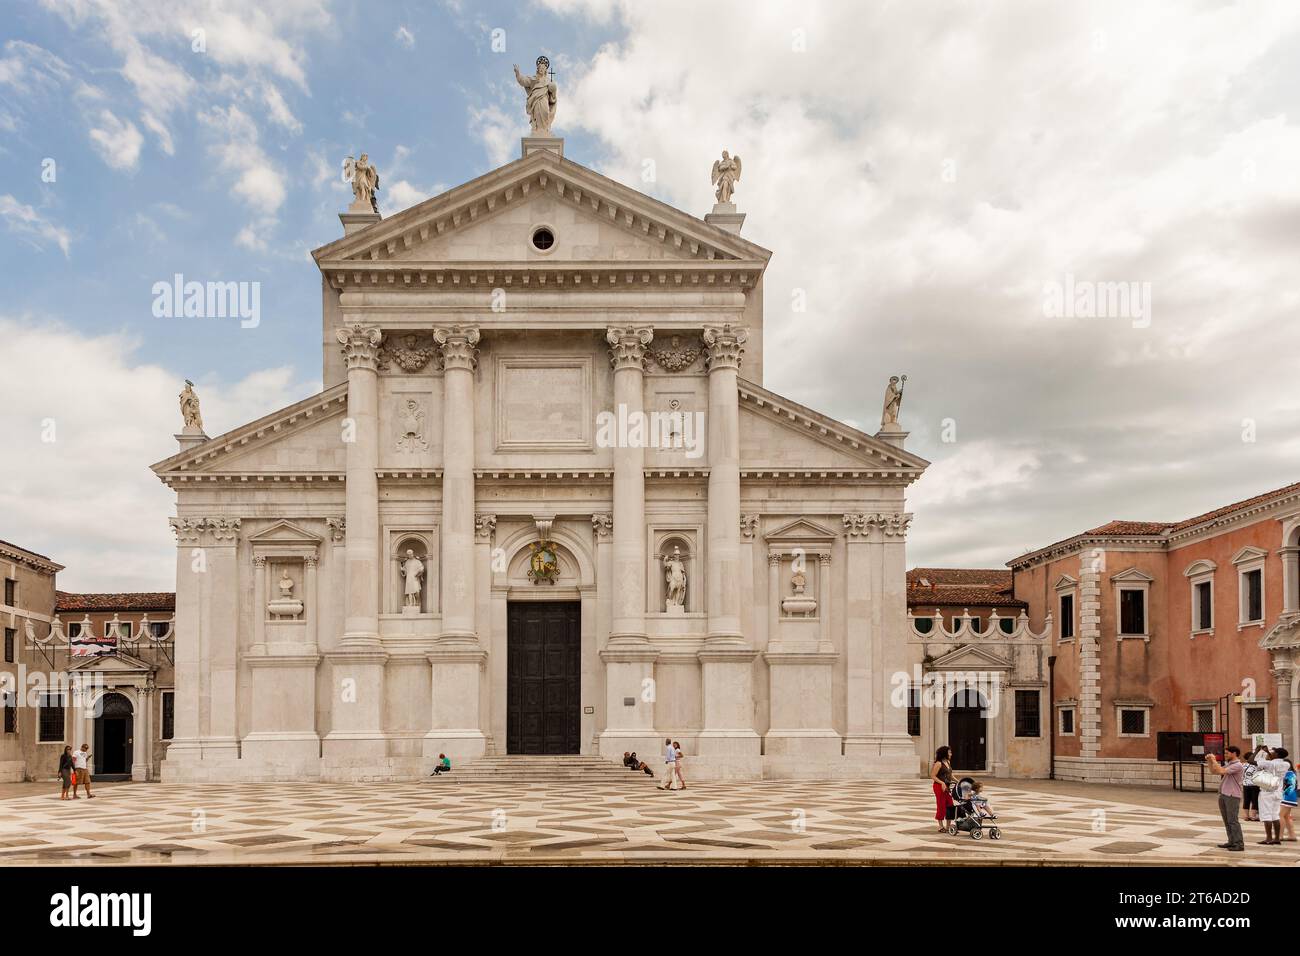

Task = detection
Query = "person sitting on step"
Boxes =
[431,753,452,775]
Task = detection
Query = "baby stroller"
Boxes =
[947,777,1002,840]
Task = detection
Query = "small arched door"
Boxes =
[947,688,987,771]
[93,692,134,778]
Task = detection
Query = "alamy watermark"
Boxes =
[1043,273,1151,329]
[595,402,705,459]
[152,273,261,328]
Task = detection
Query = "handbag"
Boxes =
[1254,769,1281,792]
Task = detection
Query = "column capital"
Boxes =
[606,326,654,371]
[433,325,481,372]
[702,323,748,372]
[336,321,384,371]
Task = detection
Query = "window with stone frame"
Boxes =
[1241,568,1264,624]
[1014,690,1041,737]
[906,688,921,737]
[1244,704,1266,737]
[999,616,1015,634]
[1059,707,1075,736]
[1059,593,1075,639]
[969,616,983,633]
[1119,589,1146,635]
[1193,707,1215,733]
[1194,580,1213,632]
[913,616,933,634]
[2,693,14,734]
[38,692,65,742]
[3,627,12,664]
[3,578,14,607]
[1119,708,1148,736]
[162,691,175,740]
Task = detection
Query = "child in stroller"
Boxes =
[947,777,1002,840]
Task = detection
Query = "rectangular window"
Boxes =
[1245,705,1266,737]
[1194,581,1213,631]
[2,694,14,734]
[38,692,65,742]
[1059,593,1075,639]
[1193,707,1215,733]
[162,691,175,740]
[1120,708,1148,735]
[969,616,983,634]
[3,628,12,664]
[3,578,14,607]
[1059,708,1075,736]
[1120,589,1146,635]
[149,621,170,640]
[1014,690,1041,738]
[1243,569,1263,623]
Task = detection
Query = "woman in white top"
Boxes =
[672,741,686,790]
[1254,748,1289,845]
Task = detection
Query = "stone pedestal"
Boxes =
[423,648,488,763]
[696,646,761,778]
[521,136,564,159]
[598,648,661,759]
[243,655,322,769]
[339,209,380,236]
[704,202,746,235]
[321,647,388,760]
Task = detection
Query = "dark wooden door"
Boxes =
[948,706,986,770]
[507,602,580,754]
[94,692,134,776]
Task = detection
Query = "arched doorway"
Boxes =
[947,688,987,771]
[94,692,134,778]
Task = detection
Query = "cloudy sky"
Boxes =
[2,0,1298,591]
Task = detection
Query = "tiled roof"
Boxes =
[56,591,175,612]
[1083,520,1170,536]
[906,568,1025,609]
[1170,480,1300,532]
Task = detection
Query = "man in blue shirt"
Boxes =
[657,737,676,791]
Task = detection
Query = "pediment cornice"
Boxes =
[312,151,771,292]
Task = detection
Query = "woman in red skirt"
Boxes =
[930,745,954,832]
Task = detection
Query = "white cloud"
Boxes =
[385,179,433,211]
[199,104,287,236]
[87,109,145,170]
[536,0,1300,567]
[0,195,71,256]
[395,25,415,49]
[0,316,316,591]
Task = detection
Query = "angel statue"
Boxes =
[179,380,203,430]
[344,153,380,213]
[711,150,742,204]
[881,374,906,429]
[513,56,558,136]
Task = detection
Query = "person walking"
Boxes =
[657,737,677,791]
[71,744,94,799]
[672,741,687,790]
[58,746,74,800]
[1242,746,1264,822]
[1255,747,1289,846]
[930,746,954,833]
[1206,747,1245,851]
[1280,754,1297,842]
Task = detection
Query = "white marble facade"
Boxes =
[152,138,929,782]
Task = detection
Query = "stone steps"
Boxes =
[424,755,659,785]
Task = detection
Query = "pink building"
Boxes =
[1009,481,1300,784]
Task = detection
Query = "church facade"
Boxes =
[152,134,930,783]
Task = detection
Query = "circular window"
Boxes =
[531,226,555,251]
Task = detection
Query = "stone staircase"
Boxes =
[424,754,659,786]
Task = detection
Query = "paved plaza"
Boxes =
[0,776,1293,866]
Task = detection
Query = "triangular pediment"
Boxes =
[1232,546,1269,565]
[1054,574,1078,590]
[68,652,153,674]
[151,384,348,481]
[248,519,321,546]
[312,149,771,276]
[739,379,928,478]
[1111,567,1155,583]
[929,644,1012,670]
[764,518,839,543]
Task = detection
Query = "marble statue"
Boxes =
[345,153,380,213]
[278,568,294,599]
[514,56,557,136]
[791,568,807,595]
[881,375,906,428]
[711,150,742,204]
[179,380,203,430]
[664,546,687,609]
[401,549,425,608]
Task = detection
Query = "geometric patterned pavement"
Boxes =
[2,778,1296,866]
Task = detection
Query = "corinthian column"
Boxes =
[425,325,486,766]
[322,321,387,768]
[598,326,659,762]
[336,321,383,648]
[697,323,759,779]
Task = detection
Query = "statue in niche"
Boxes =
[278,568,295,599]
[401,549,425,609]
[790,567,807,595]
[663,546,688,609]
[396,398,428,452]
